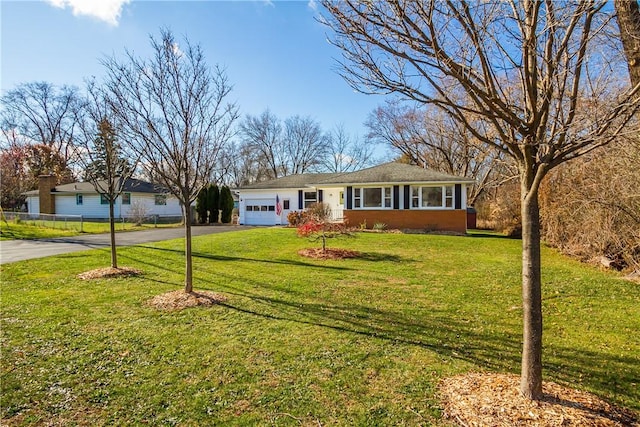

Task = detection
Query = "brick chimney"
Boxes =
[38,175,56,214]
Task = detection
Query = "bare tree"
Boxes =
[615,0,640,86]
[323,124,375,173]
[239,110,285,179]
[240,111,333,178]
[283,115,330,174]
[102,29,238,293]
[366,100,510,205]
[322,0,640,399]
[0,82,82,178]
[75,80,138,269]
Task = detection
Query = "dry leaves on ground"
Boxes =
[440,372,639,426]
[298,248,360,260]
[146,290,227,311]
[77,267,142,280]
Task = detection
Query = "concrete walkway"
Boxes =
[0,225,253,264]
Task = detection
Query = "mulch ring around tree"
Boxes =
[298,248,360,260]
[77,267,142,280]
[439,372,639,426]
[146,290,227,311]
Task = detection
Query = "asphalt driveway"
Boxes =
[0,225,253,264]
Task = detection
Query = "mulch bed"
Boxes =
[440,372,639,426]
[146,290,227,311]
[77,267,142,280]
[298,248,360,260]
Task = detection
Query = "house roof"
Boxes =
[314,162,475,186]
[237,173,342,190]
[24,178,168,195]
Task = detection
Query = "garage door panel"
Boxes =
[244,198,277,225]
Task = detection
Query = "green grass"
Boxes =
[1,228,638,425]
[0,220,181,240]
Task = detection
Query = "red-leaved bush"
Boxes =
[296,203,353,252]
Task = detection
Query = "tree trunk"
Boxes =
[615,0,640,87]
[520,183,543,400]
[109,200,118,269]
[184,204,193,293]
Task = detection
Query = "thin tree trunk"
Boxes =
[184,204,193,293]
[520,183,543,400]
[615,0,640,87]
[109,201,117,269]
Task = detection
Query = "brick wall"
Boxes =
[38,175,56,214]
[344,209,467,233]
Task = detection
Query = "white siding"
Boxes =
[318,186,344,210]
[239,189,300,226]
[238,187,346,226]
[26,196,39,215]
[27,192,182,218]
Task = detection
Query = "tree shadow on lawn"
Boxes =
[208,285,639,412]
[134,244,364,271]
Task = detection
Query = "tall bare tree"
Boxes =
[282,115,329,174]
[240,110,332,178]
[366,100,509,205]
[239,110,285,179]
[0,82,82,179]
[102,29,238,292]
[322,0,640,399]
[615,0,640,86]
[75,81,138,269]
[323,124,375,173]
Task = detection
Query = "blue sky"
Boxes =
[1,0,390,148]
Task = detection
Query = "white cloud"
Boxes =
[46,0,131,26]
[307,0,318,11]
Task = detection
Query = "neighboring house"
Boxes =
[24,175,182,219]
[236,162,475,233]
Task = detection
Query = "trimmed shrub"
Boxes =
[220,186,234,223]
[195,186,208,224]
[208,184,220,224]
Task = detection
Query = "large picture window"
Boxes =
[353,187,392,209]
[411,185,455,208]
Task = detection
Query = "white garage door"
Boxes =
[244,198,277,225]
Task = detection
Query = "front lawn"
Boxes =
[1,228,638,425]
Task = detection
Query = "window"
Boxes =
[100,194,109,205]
[260,205,268,212]
[304,191,317,208]
[268,205,275,211]
[353,187,392,209]
[246,205,253,211]
[445,186,453,208]
[339,191,344,205]
[411,186,455,208]
[155,195,167,205]
[422,187,442,207]
[122,193,131,205]
[283,199,290,210]
[76,194,83,205]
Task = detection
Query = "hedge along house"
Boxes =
[237,162,475,233]
[24,175,182,219]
